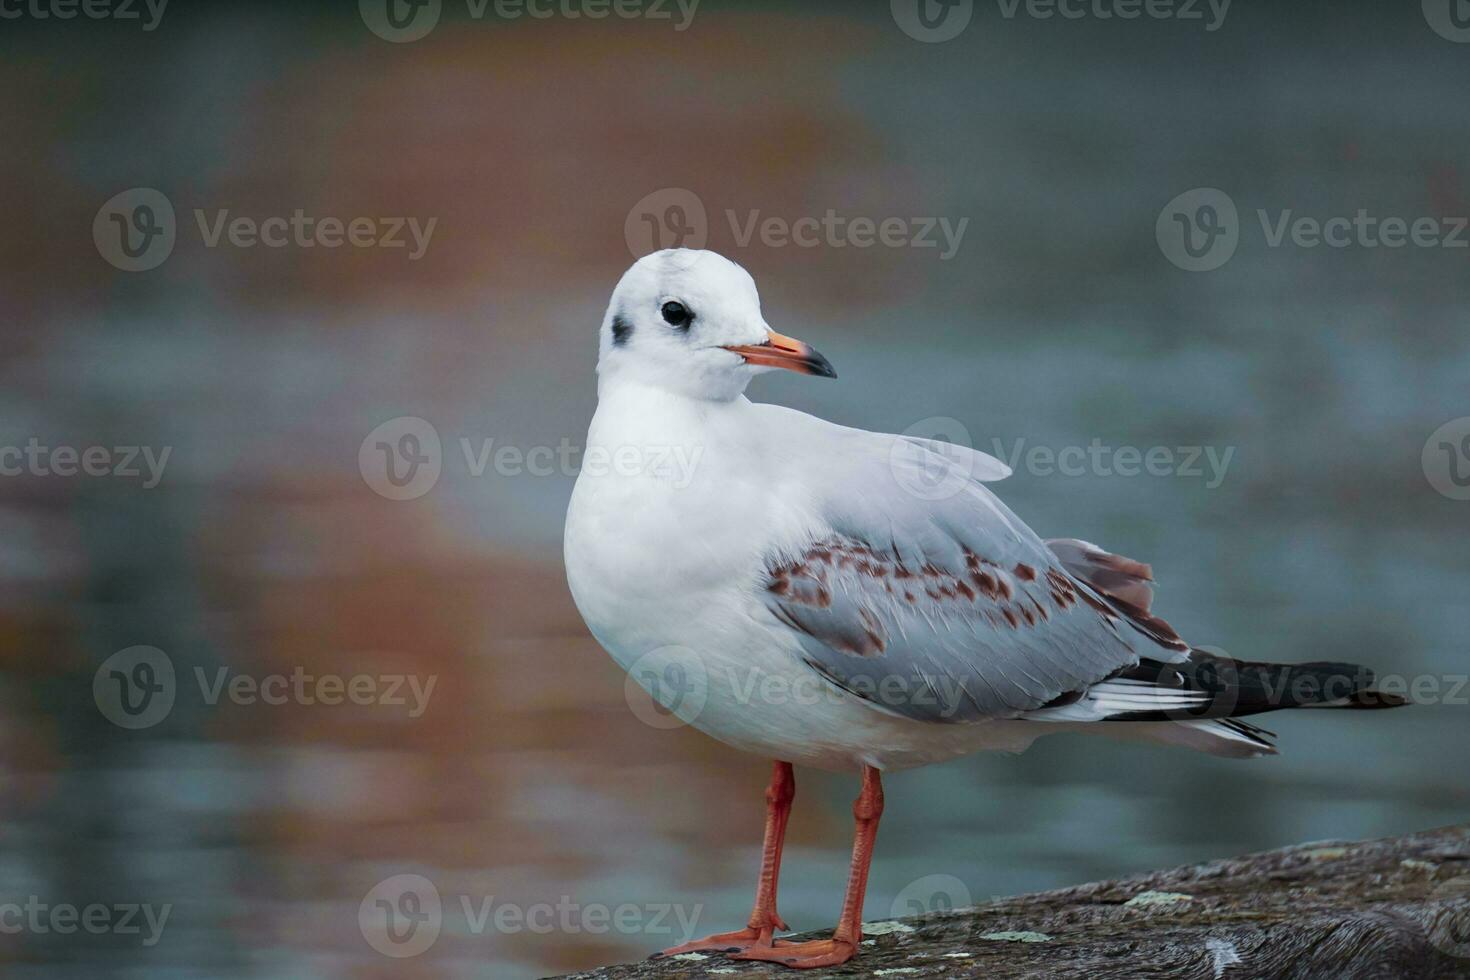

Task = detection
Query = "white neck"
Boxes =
[595,346,756,403]
[588,377,750,452]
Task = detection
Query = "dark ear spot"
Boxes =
[611,315,633,346]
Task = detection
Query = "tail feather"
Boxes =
[1100,650,1408,722]
[1037,538,1406,758]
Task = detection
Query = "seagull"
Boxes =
[563,249,1405,969]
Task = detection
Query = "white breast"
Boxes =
[567,387,759,647]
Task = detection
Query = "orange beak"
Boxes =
[722,329,837,379]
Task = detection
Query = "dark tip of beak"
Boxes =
[805,347,838,379]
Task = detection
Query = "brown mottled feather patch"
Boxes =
[764,536,1178,663]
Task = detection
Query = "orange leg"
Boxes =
[653,761,796,957]
[733,764,884,969]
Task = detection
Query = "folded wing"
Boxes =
[757,414,1188,723]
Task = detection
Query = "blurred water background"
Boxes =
[2,1,1468,976]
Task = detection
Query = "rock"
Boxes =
[553,824,1470,979]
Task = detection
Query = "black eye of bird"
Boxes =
[661,301,692,328]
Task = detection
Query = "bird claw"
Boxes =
[650,924,779,959]
[730,937,856,968]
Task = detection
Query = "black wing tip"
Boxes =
[1340,689,1411,709]
[1219,716,1279,752]
[1281,662,1409,709]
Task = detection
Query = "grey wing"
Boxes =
[760,427,1189,723]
